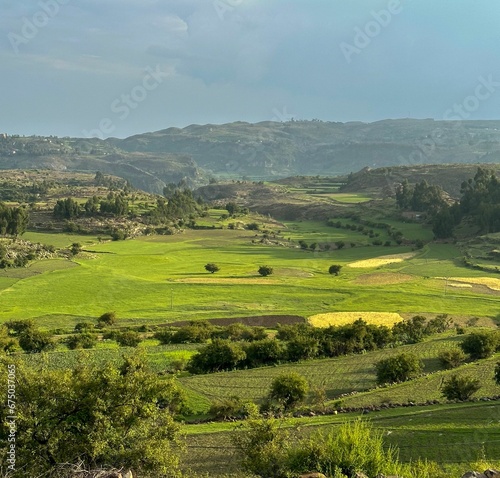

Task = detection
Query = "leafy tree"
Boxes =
[460,331,499,359]
[114,330,142,347]
[392,315,427,344]
[66,333,97,350]
[225,201,240,215]
[0,203,29,236]
[375,353,423,384]
[233,417,291,478]
[187,339,246,373]
[441,374,481,401]
[267,372,309,409]
[328,264,342,276]
[94,170,107,185]
[438,348,467,369]
[258,265,273,277]
[205,263,220,274]
[243,339,286,368]
[286,336,319,362]
[18,327,55,353]
[84,195,100,215]
[98,311,117,327]
[0,354,185,477]
[53,197,80,219]
[70,242,82,256]
[74,322,95,332]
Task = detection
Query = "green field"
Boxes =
[1,221,500,330]
[182,401,500,476]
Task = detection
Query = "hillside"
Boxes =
[0,135,204,194]
[3,119,500,192]
[114,119,500,179]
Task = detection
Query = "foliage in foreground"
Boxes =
[233,417,447,478]
[0,353,185,478]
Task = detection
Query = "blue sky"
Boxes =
[2,0,500,138]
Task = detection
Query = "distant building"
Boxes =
[0,133,7,139]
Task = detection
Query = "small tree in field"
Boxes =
[460,331,499,360]
[441,374,481,401]
[438,348,467,369]
[205,263,220,274]
[268,372,309,410]
[98,311,117,327]
[258,265,273,277]
[328,264,342,276]
[375,353,423,384]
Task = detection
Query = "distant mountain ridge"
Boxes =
[2,119,500,192]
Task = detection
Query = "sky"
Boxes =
[2,0,500,138]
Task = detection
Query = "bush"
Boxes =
[233,417,291,478]
[66,333,97,350]
[375,353,423,384]
[74,322,95,333]
[1,355,185,477]
[187,339,246,374]
[204,263,220,274]
[267,372,309,410]
[18,328,55,353]
[209,396,259,421]
[460,331,499,359]
[438,348,467,369]
[98,311,117,326]
[114,330,142,347]
[328,264,342,276]
[286,420,401,478]
[244,339,286,368]
[233,418,406,478]
[392,315,427,344]
[441,374,481,401]
[258,265,273,277]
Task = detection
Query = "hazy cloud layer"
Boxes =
[2,0,500,137]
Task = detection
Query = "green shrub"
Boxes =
[114,330,142,347]
[438,348,467,369]
[267,372,309,410]
[98,311,117,326]
[460,331,499,359]
[441,374,481,401]
[0,355,185,477]
[66,333,97,350]
[375,353,423,384]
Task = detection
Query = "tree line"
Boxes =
[396,168,500,238]
[154,316,451,374]
[0,202,29,236]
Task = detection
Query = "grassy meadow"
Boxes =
[1,218,500,330]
